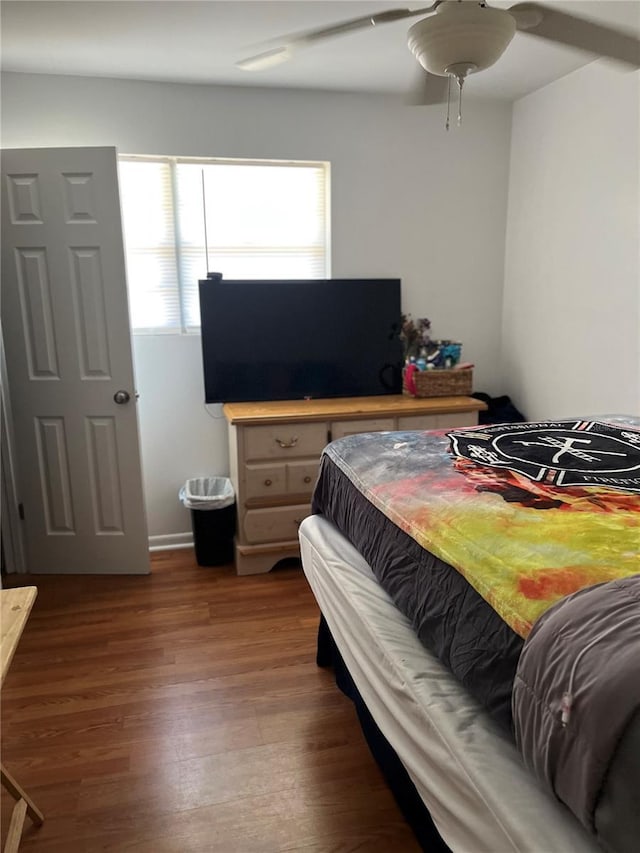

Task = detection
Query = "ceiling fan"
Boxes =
[236,1,640,122]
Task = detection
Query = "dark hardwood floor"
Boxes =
[1,550,419,852]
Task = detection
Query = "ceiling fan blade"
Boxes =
[509,2,640,67]
[236,47,293,72]
[236,3,440,71]
[406,68,449,105]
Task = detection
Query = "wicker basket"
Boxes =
[403,368,473,398]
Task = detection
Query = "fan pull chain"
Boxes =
[445,72,465,130]
[444,63,474,130]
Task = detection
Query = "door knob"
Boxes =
[113,390,131,405]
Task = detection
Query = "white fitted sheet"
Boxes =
[299,514,599,853]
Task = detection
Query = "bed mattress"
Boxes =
[299,514,600,853]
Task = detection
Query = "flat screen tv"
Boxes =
[198,278,403,403]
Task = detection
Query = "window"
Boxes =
[118,155,330,333]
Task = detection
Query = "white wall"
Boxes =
[502,61,640,421]
[1,72,512,542]
[131,335,228,545]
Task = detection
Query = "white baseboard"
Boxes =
[149,532,194,552]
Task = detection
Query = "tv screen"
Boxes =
[199,278,403,403]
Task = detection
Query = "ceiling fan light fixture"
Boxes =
[407,1,517,77]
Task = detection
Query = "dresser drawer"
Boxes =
[437,412,478,428]
[245,463,286,500]
[397,414,440,431]
[330,417,395,440]
[243,505,311,544]
[244,461,318,500]
[244,422,327,461]
[287,461,318,495]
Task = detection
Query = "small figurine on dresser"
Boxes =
[401,314,472,398]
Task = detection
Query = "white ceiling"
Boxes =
[1,0,639,101]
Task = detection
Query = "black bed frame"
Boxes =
[316,614,452,853]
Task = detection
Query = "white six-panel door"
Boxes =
[1,147,149,573]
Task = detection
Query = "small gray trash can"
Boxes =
[179,477,235,566]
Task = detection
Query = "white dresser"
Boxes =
[224,394,486,575]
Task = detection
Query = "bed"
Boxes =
[299,416,640,853]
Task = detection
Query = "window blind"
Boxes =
[118,156,330,333]
[118,159,181,333]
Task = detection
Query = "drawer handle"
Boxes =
[275,436,298,448]
[264,479,272,487]
[303,476,312,484]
